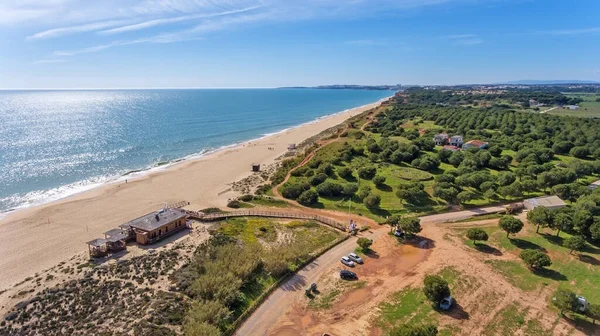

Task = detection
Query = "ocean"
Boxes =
[0,88,392,214]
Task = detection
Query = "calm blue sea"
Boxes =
[0,89,392,213]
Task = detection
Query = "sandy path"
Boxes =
[419,205,508,225]
[235,228,386,336]
[0,99,389,290]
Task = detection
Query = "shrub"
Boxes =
[399,217,422,236]
[373,175,386,187]
[387,215,400,225]
[342,183,359,197]
[389,324,438,336]
[552,288,578,316]
[466,228,489,244]
[357,237,373,251]
[527,206,552,233]
[315,181,344,197]
[309,173,328,186]
[281,183,304,200]
[338,167,352,179]
[297,190,318,206]
[520,249,551,270]
[356,186,371,200]
[358,166,377,179]
[363,194,381,209]
[423,275,450,304]
[570,146,590,159]
[238,194,253,202]
[227,200,241,208]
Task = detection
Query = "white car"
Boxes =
[341,256,355,267]
[347,252,363,264]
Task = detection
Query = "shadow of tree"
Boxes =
[542,233,564,247]
[532,268,567,281]
[375,184,393,192]
[403,236,436,249]
[364,249,380,259]
[563,313,599,334]
[281,274,307,292]
[436,302,470,320]
[510,238,547,252]
[578,254,600,266]
[474,243,503,256]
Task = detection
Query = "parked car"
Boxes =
[340,270,358,280]
[341,256,355,267]
[394,230,404,237]
[347,252,363,264]
[439,296,454,311]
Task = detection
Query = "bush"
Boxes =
[387,215,400,225]
[399,217,422,236]
[520,249,551,270]
[552,288,578,316]
[466,228,489,244]
[423,275,450,304]
[342,183,359,197]
[357,237,373,251]
[281,183,304,200]
[363,194,381,209]
[358,166,377,179]
[227,200,241,208]
[356,186,371,200]
[238,194,253,202]
[309,173,328,186]
[373,175,386,187]
[315,181,344,197]
[338,167,352,179]
[297,190,318,206]
[570,146,590,159]
[389,324,438,336]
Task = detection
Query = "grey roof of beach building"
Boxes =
[121,208,187,232]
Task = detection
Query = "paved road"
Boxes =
[235,230,382,336]
[419,205,508,225]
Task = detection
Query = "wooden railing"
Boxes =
[192,210,346,232]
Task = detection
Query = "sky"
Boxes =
[0,0,599,88]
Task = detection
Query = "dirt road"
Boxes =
[419,205,508,225]
[235,229,384,336]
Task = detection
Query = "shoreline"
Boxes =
[0,96,390,219]
[0,97,390,289]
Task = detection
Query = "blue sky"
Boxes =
[0,0,599,88]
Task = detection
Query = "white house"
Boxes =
[565,105,580,110]
[433,133,449,146]
[449,135,463,147]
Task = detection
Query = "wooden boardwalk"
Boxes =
[189,210,347,232]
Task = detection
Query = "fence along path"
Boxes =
[190,210,346,232]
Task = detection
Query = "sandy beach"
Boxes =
[0,98,388,290]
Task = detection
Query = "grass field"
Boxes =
[547,93,600,117]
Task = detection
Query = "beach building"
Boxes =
[524,195,566,211]
[288,143,296,150]
[433,133,449,146]
[442,145,460,152]
[462,140,489,150]
[449,135,463,147]
[251,163,261,172]
[121,208,189,245]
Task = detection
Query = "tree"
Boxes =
[389,324,438,336]
[570,146,590,159]
[520,249,552,270]
[484,189,496,201]
[499,216,524,238]
[297,190,318,206]
[309,173,328,186]
[397,182,429,205]
[363,194,381,209]
[564,236,586,254]
[358,166,377,179]
[315,181,344,197]
[338,167,353,179]
[550,212,572,237]
[281,183,304,200]
[399,217,422,236]
[466,228,489,245]
[591,218,600,241]
[457,190,476,205]
[183,321,222,336]
[587,303,600,324]
[423,275,450,304]
[489,145,502,157]
[342,183,359,197]
[373,175,386,187]
[498,171,516,186]
[357,237,373,251]
[552,288,578,316]
[527,206,552,234]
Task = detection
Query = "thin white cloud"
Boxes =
[447,34,477,39]
[345,39,389,46]
[539,27,600,36]
[27,20,132,40]
[32,59,66,64]
[99,6,262,35]
[455,38,483,45]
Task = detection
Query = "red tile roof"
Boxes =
[466,140,488,147]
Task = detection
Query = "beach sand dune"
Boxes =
[0,99,386,289]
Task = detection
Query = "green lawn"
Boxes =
[547,93,600,117]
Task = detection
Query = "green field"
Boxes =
[548,93,600,117]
